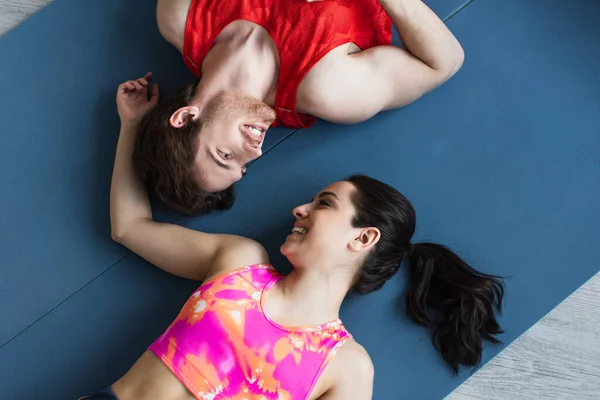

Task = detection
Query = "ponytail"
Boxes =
[406,242,504,374]
[344,174,505,373]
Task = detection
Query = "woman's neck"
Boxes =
[267,266,354,327]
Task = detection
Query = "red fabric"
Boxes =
[183,0,392,128]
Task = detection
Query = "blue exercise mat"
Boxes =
[1,0,599,399]
[0,0,294,346]
[0,0,467,348]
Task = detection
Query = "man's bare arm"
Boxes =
[380,0,464,76]
[307,0,464,124]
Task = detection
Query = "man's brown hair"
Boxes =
[133,82,235,215]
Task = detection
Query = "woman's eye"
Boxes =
[319,200,331,207]
[218,150,231,159]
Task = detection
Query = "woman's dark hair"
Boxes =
[133,82,235,215]
[346,174,504,374]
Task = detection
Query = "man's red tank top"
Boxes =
[183,0,392,128]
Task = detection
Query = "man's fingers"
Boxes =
[118,73,153,95]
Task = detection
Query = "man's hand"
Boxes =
[116,72,159,126]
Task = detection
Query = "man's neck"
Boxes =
[191,22,279,109]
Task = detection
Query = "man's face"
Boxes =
[176,91,277,192]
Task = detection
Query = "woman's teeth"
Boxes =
[292,227,307,235]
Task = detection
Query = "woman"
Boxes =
[84,76,504,399]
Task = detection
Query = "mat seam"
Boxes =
[0,250,133,351]
[444,0,475,21]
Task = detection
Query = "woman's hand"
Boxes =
[116,72,159,126]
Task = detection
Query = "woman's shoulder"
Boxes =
[335,339,374,376]
[314,338,374,399]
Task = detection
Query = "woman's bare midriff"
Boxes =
[111,351,196,400]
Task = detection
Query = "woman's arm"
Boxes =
[110,74,268,280]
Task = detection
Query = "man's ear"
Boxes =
[170,106,201,128]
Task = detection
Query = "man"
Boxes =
[131,0,464,215]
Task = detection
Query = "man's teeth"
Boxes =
[246,126,263,137]
[292,227,308,234]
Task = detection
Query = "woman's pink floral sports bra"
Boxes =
[149,264,352,400]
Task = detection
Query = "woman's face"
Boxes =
[280,181,380,271]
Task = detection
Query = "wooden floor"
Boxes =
[447,273,600,400]
[1,1,599,399]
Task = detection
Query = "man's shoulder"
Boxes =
[156,0,191,52]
